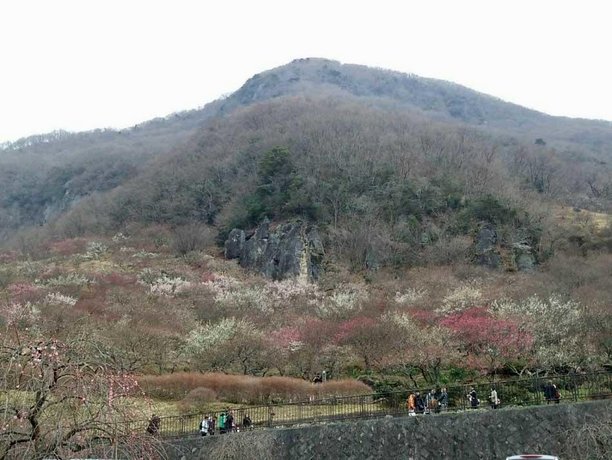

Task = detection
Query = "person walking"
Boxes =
[218,411,227,434]
[425,389,437,414]
[226,410,235,433]
[200,416,209,436]
[489,388,500,409]
[438,387,449,412]
[543,381,560,404]
[242,414,253,430]
[415,391,426,414]
[407,391,416,416]
[468,387,479,408]
[146,414,161,435]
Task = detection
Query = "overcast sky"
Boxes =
[1,0,611,143]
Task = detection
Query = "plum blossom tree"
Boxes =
[0,333,158,460]
[384,312,461,385]
[491,295,586,371]
[440,307,534,376]
[334,317,395,372]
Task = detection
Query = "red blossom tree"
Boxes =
[440,307,534,375]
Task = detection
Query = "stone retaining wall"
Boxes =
[164,400,611,460]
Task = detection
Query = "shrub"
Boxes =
[437,283,482,314]
[358,374,412,407]
[394,288,428,306]
[0,251,18,263]
[83,241,108,260]
[0,267,16,289]
[37,272,91,287]
[138,373,371,405]
[312,379,372,398]
[6,282,40,302]
[465,195,517,226]
[171,224,215,255]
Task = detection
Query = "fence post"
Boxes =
[571,373,579,402]
[267,405,273,428]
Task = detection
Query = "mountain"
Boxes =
[224,58,612,159]
[0,58,610,248]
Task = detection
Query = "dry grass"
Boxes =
[138,373,372,405]
[554,206,610,233]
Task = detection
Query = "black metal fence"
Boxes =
[132,371,612,438]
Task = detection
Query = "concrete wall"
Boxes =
[165,400,611,460]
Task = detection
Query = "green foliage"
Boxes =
[442,366,476,384]
[497,379,538,406]
[464,195,518,226]
[240,147,317,227]
[357,374,412,407]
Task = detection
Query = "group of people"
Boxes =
[467,387,501,409]
[145,381,562,436]
[406,388,449,415]
[199,410,252,436]
[405,386,503,414]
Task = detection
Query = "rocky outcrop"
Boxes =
[224,220,324,282]
[512,242,536,271]
[224,228,246,260]
[473,223,501,268]
[473,223,536,271]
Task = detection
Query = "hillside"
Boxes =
[1,59,611,458]
[1,58,611,243]
[225,58,612,159]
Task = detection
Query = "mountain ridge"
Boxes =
[0,58,610,243]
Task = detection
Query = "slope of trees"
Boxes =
[30,95,605,274]
[1,58,612,244]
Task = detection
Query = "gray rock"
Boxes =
[225,220,324,281]
[513,242,536,271]
[473,223,501,268]
[224,228,245,259]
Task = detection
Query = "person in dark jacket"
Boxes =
[242,414,252,430]
[438,387,449,411]
[146,414,161,435]
[226,410,235,433]
[544,381,561,404]
[415,391,426,414]
[468,387,479,408]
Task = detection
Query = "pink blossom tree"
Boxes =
[440,307,534,376]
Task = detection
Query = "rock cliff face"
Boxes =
[473,223,501,268]
[224,220,324,282]
[473,222,536,271]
